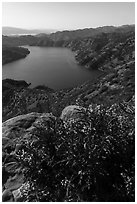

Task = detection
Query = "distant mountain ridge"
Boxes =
[3,24,135,37]
[2,24,135,47]
[2,26,57,35]
[50,24,135,41]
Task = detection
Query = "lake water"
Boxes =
[3,46,102,90]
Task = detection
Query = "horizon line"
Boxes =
[2,23,135,31]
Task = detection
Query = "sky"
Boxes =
[2,2,135,30]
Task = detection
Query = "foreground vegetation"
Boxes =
[2,99,135,201]
[15,102,135,201]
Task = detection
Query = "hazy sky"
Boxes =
[2,2,135,30]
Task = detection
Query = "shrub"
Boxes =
[16,103,135,202]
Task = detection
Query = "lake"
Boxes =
[2,46,102,90]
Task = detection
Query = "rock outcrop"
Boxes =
[60,105,86,122]
[2,112,56,201]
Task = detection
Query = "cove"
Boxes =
[2,46,102,90]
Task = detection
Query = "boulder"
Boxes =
[2,112,56,201]
[5,173,24,191]
[12,188,23,202]
[60,105,86,122]
[2,189,13,202]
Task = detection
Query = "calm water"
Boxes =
[3,46,102,90]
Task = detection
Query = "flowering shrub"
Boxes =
[16,103,134,202]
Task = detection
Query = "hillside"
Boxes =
[2,46,30,65]
[2,25,135,46]
[2,26,135,120]
[2,35,38,47]
[50,24,134,41]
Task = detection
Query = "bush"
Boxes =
[16,103,135,202]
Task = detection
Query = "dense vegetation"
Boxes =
[14,102,135,202]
